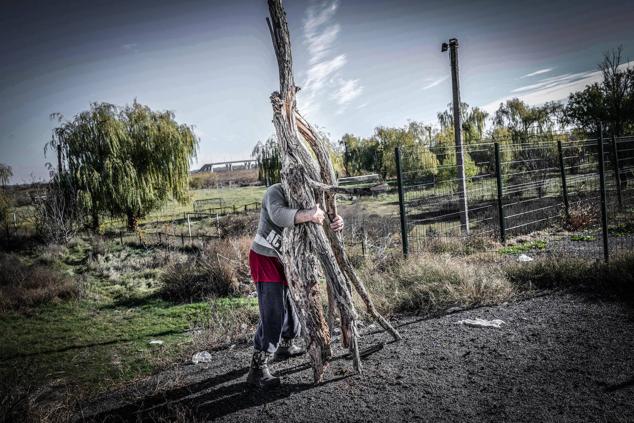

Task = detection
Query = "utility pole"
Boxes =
[442,38,469,234]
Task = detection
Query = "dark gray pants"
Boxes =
[253,282,301,354]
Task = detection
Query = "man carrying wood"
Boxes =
[247,183,344,388]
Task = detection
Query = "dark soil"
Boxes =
[78,293,634,422]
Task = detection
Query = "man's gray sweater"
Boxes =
[251,183,299,258]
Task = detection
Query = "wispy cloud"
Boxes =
[334,78,362,105]
[300,0,362,115]
[520,68,553,79]
[511,71,595,93]
[121,43,139,53]
[481,61,634,113]
[422,76,448,90]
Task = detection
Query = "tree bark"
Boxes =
[126,210,138,232]
[91,208,100,232]
[267,0,400,382]
[295,112,402,343]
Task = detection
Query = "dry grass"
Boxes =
[565,202,598,231]
[159,236,253,302]
[190,298,259,351]
[356,252,514,316]
[0,253,78,312]
[0,360,80,423]
[505,253,634,300]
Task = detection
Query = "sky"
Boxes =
[1,0,633,184]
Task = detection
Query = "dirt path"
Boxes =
[79,293,634,422]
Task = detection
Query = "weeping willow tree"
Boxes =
[47,101,198,231]
[252,136,281,186]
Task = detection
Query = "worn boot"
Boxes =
[274,338,306,361]
[246,351,280,388]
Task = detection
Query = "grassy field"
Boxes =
[0,237,258,397]
[2,177,633,419]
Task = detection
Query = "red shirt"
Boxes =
[249,249,288,285]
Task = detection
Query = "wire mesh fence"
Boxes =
[396,132,634,260]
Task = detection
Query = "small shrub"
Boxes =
[32,179,83,245]
[566,202,597,231]
[159,237,252,302]
[0,253,78,311]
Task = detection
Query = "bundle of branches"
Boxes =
[266,0,401,383]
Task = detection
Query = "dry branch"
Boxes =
[266,0,400,382]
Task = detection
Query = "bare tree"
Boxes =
[266,0,400,383]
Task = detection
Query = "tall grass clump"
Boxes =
[505,253,634,300]
[0,253,78,311]
[160,236,253,302]
[358,253,514,315]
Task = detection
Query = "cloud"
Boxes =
[422,76,448,90]
[306,23,340,65]
[122,43,139,52]
[511,71,596,93]
[481,61,634,113]
[300,0,362,115]
[334,78,362,105]
[520,68,553,78]
[305,54,346,93]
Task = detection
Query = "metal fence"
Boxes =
[395,132,634,261]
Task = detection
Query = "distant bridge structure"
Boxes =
[196,159,258,173]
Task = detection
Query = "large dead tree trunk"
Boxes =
[266,0,400,383]
[295,113,402,343]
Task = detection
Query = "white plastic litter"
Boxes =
[148,340,164,345]
[192,351,212,364]
[456,318,505,328]
[517,254,534,262]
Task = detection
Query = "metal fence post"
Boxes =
[395,147,409,257]
[494,143,506,243]
[557,140,570,219]
[598,124,609,263]
[612,134,623,209]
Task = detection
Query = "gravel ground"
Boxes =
[79,292,634,423]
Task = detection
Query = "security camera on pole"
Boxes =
[442,38,470,234]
